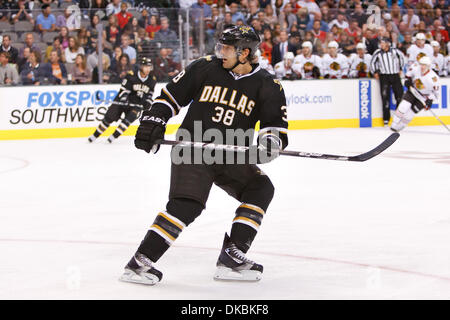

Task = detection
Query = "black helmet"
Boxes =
[139,56,153,66]
[218,25,261,60]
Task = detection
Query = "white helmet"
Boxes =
[418,56,432,66]
[302,41,313,49]
[415,33,426,41]
[356,42,366,50]
[430,41,440,47]
[328,41,339,48]
[284,51,295,61]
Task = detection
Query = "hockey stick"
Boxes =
[94,90,145,109]
[157,133,399,162]
[409,87,450,133]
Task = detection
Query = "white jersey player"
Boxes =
[348,43,372,78]
[322,41,349,79]
[254,49,274,75]
[406,33,433,68]
[292,41,322,79]
[391,56,441,132]
[274,52,298,80]
[430,41,447,76]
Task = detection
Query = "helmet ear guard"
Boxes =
[217,25,261,63]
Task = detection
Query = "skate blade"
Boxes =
[213,266,262,282]
[119,269,159,286]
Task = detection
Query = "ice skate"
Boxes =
[119,252,162,285]
[214,233,263,282]
[87,135,97,143]
[107,135,115,144]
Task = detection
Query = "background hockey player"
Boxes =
[406,33,433,68]
[292,41,322,80]
[348,43,372,79]
[321,41,349,79]
[274,51,299,80]
[254,49,274,75]
[88,57,156,144]
[391,56,440,132]
[430,41,447,77]
[119,25,288,285]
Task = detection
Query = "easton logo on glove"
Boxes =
[141,116,167,126]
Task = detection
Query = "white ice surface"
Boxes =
[0,127,449,299]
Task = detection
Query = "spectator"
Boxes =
[59,26,70,50]
[92,54,112,83]
[417,6,434,27]
[110,53,132,83]
[271,30,297,66]
[402,8,420,32]
[70,54,92,84]
[106,0,121,17]
[120,34,136,65]
[87,14,101,39]
[0,35,19,65]
[43,50,67,84]
[296,8,310,34]
[77,28,91,53]
[279,3,297,31]
[311,19,327,43]
[345,20,362,43]
[110,46,123,71]
[145,15,161,40]
[11,0,35,25]
[116,2,132,30]
[44,37,64,63]
[154,47,181,82]
[36,4,56,33]
[339,32,356,56]
[19,33,39,59]
[229,3,245,24]
[191,0,212,25]
[87,46,111,72]
[260,28,274,64]
[18,47,31,74]
[90,0,108,20]
[263,4,277,27]
[64,36,85,63]
[153,16,179,62]
[105,14,120,45]
[56,7,71,31]
[0,52,19,85]
[328,13,349,31]
[431,19,450,43]
[20,50,47,85]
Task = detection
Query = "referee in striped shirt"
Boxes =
[370,37,406,126]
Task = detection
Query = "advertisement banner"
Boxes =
[1,78,449,140]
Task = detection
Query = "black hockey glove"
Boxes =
[404,77,413,89]
[257,133,282,164]
[425,99,433,110]
[134,111,166,153]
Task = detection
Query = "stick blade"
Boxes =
[349,132,400,162]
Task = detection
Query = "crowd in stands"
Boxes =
[0,0,448,86]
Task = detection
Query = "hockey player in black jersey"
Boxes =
[120,26,288,285]
[88,57,157,144]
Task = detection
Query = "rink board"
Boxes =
[0,79,449,140]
